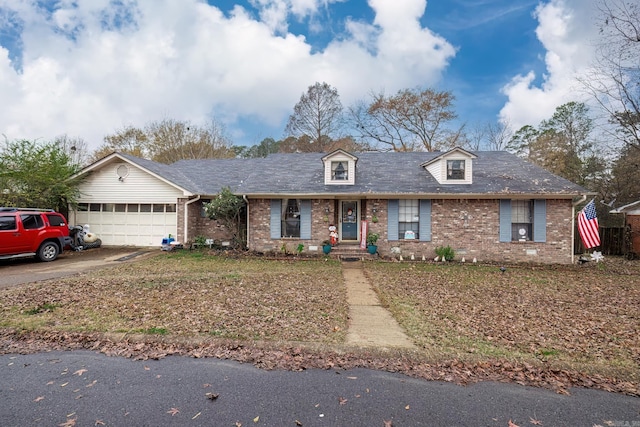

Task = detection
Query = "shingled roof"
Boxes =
[110,150,588,198]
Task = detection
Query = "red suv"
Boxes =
[0,208,72,262]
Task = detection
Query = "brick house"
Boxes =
[69,148,589,264]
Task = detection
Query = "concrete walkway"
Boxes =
[342,261,416,349]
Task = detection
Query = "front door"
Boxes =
[339,200,359,242]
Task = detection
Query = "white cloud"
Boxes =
[499,0,597,129]
[0,0,455,149]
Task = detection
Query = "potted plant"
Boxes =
[322,240,332,254]
[366,232,379,254]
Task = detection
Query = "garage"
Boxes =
[73,203,177,247]
[69,154,192,248]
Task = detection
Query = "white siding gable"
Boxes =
[77,162,185,203]
[421,148,477,185]
[322,150,358,186]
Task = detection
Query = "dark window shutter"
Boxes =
[533,199,547,242]
[300,200,311,239]
[387,200,399,241]
[419,199,431,241]
[270,199,281,239]
[499,200,511,242]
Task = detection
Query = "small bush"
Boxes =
[435,245,455,261]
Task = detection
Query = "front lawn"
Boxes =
[363,260,640,383]
[0,252,348,343]
[1,251,638,395]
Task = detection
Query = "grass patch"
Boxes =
[24,303,58,315]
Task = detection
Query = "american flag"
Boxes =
[578,200,600,249]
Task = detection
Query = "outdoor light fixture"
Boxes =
[325,206,330,213]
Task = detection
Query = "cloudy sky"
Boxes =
[0,0,601,151]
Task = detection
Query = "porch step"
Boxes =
[327,244,378,261]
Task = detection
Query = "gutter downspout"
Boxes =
[184,195,201,245]
[572,195,588,264]
[243,195,249,249]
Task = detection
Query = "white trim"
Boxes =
[184,196,201,244]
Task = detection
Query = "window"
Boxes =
[447,160,465,180]
[511,200,533,241]
[21,214,44,230]
[165,204,177,213]
[46,214,66,226]
[0,215,17,231]
[499,199,546,243]
[271,199,311,240]
[102,203,114,212]
[399,200,420,239]
[153,204,165,213]
[127,204,139,212]
[387,199,431,241]
[89,203,101,212]
[115,204,126,212]
[331,161,348,180]
[282,199,301,238]
[140,204,152,213]
[200,199,211,217]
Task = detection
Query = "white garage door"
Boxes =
[74,203,177,247]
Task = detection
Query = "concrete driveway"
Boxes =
[0,247,153,289]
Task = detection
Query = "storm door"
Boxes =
[339,200,360,241]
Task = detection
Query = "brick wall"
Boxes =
[628,214,640,256]
[245,197,574,264]
[177,198,234,245]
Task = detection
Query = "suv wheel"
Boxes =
[38,242,60,262]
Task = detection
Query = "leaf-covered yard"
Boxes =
[363,260,640,384]
[0,251,638,395]
[0,252,348,343]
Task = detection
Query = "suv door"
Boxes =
[0,214,21,254]
[19,213,46,252]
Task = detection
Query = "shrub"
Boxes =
[435,245,455,261]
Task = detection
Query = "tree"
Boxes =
[579,0,640,149]
[610,145,640,206]
[349,87,462,152]
[285,82,343,151]
[0,139,84,212]
[95,118,234,163]
[203,187,246,248]
[238,137,281,158]
[147,118,234,163]
[509,102,599,185]
[53,135,91,167]
[92,125,148,161]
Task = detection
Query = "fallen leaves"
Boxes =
[206,392,219,400]
[167,407,180,416]
[73,368,87,376]
[0,256,348,344]
[364,261,640,391]
[0,256,637,397]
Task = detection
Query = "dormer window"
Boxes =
[332,162,347,180]
[447,160,465,180]
[322,149,358,186]
[421,147,476,185]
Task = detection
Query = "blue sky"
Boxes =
[0,0,599,151]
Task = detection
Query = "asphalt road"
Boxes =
[0,247,152,289]
[1,351,638,427]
